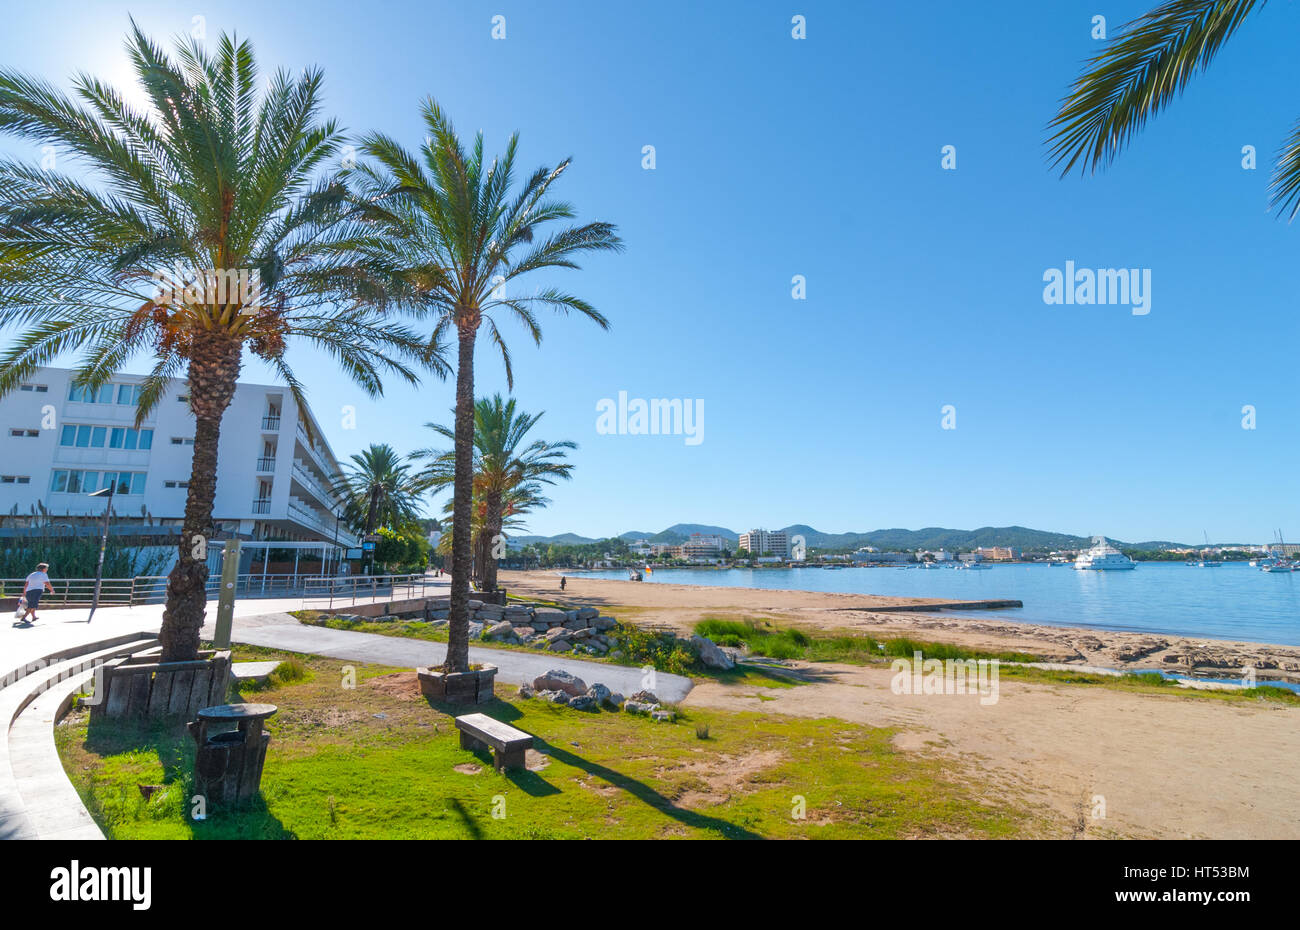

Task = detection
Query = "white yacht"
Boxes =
[1073,537,1136,571]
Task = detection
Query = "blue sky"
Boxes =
[2,0,1297,543]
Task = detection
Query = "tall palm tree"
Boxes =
[415,394,574,592]
[330,443,425,537]
[349,99,622,673]
[0,25,439,660]
[1047,0,1300,217]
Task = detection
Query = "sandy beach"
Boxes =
[499,570,1300,838]
[499,571,1300,681]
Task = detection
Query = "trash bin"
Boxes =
[188,703,277,807]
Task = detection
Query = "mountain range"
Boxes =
[509,524,1194,551]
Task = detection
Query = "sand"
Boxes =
[500,570,1300,838]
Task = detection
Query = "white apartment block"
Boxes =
[738,528,789,558]
[0,366,345,543]
[673,533,727,562]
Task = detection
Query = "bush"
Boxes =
[611,628,699,675]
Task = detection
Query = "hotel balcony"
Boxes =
[255,456,276,473]
[252,498,271,514]
[261,415,281,431]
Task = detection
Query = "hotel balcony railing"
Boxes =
[261,415,281,431]
[292,459,335,507]
[255,456,276,472]
[252,498,271,514]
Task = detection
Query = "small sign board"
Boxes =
[363,534,381,543]
[362,541,376,552]
[345,547,364,560]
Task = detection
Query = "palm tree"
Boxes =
[1046,0,1300,217]
[330,443,425,537]
[0,25,439,660]
[414,394,575,594]
[349,99,622,673]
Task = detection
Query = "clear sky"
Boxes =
[2,0,1297,543]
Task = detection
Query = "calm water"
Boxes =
[582,563,1300,646]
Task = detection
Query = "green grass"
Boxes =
[999,665,1300,705]
[694,617,1040,665]
[55,649,1042,839]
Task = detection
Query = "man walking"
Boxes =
[19,562,53,624]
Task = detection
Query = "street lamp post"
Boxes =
[86,484,115,624]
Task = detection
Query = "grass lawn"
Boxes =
[56,646,1042,839]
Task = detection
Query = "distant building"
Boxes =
[672,533,726,562]
[958,552,983,563]
[628,539,654,556]
[975,546,1021,562]
[851,548,909,564]
[738,528,789,559]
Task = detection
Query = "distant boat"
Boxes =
[1188,531,1222,566]
[628,569,643,581]
[1074,537,1136,571]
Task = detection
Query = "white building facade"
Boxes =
[738,528,789,559]
[0,366,345,543]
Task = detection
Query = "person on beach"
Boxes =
[559,575,566,592]
[19,563,53,624]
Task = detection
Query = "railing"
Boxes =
[291,459,335,508]
[255,456,276,472]
[0,572,435,608]
[287,497,337,538]
[261,415,281,430]
[252,498,271,514]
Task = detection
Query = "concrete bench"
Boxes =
[454,713,533,772]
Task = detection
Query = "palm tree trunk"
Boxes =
[445,325,476,673]
[159,334,242,662]
[482,490,503,593]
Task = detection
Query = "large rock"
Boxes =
[467,621,484,639]
[477,604,506,622]
[546,641,573,653]
[623,701,654,715]
[592,616,618,632]
[650,710,676,723]
[691,634,735,670]
[532,607,568,627]
[628,690,659,705]
[532,669,588,696]
[485,621,514,640]
[568,695,597,711]
[544,626,570,642]
[577,606,600,621]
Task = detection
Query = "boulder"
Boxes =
[485,621,514,640]
[628,690,659,705]
[623,701,653,715]
[533,607,568,626]
[533,669,588,696]
[514,628,537,642]
[592,616,618,631]
[546,641,573,653]
[607,691,624,708]
[518,684,534,699]
[650,710,676,723]
[577,606,600,621]
[467,621,484,639]
[467,600,484,610]
[568,695,598,711]
[691,634,735,670]
[426,619,449,630]
[536,689,570,705]
[477,604,506,622]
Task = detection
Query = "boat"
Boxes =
[1261,561,1296,573]
[1073,537,1136,571]
[628,569,643,581]
[1187,532,1222,567]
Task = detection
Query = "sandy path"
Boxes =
[684,663,1300,839]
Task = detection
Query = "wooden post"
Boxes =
[213,539,240,649]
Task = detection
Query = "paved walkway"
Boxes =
[235,614,692,702]
[2,573,691,702]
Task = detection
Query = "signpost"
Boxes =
[213,539,241,649]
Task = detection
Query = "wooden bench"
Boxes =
[454,713,533,771]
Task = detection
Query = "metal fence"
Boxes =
[0,572,437,609]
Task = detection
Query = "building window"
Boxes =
[109,427,153,449]
[116,383,143,405]
[170,436,195,446]
[1,475,30,484]
[8,429,38,437]
[18,383,48,393]
[51,470,146,495]
[163,480,190,489]
[68,383,115,403]
[176,394,190,403]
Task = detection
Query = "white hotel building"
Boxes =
[0,366,346,544]
[738,528,790,559]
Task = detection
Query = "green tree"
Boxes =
[348,99,622,672]
[330,443,425,538]
[1047,0,1300,216]
[414,394,575,593]
[0,25,438,660]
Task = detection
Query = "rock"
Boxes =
[569,628,592,640]
[467,600,484,610]
[518,684,534,699]
[577,606,599,621]
[426,619,449,630]
[623,701,653,715]
[607,691,624,708]
[628,690,659,705]
[546,641,573,653]
[533,607,568,626]
[536,689,570,705]
[587,683,611,703]
[514,628,537,642]
[691,634,735,670]
[485,621,514,640]
[568,695,597,711]
[650,710,676,723]
[477,604,505,621]
[592,616,618,631]
[467,621,484,639]
[533,669,588,696]
[544,626,570,642]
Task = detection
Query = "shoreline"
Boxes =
[499,570,1300,683]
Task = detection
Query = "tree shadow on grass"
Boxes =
[536,741,764,839]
